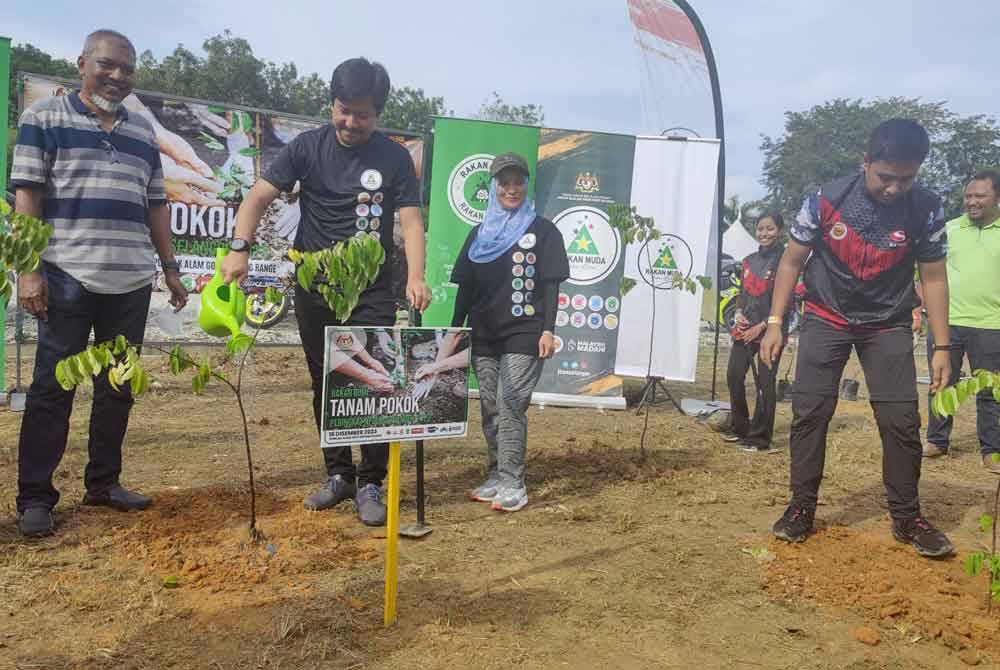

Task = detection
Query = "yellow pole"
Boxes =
[383,440,402,626]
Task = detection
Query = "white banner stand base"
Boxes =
[680,398,730,417]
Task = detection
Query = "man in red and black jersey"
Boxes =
[760,119,954,558]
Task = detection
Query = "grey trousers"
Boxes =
[473,353,544,488]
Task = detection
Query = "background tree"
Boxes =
[475,91,545,126]
[760,98,1000,218]
[380,86,450,134]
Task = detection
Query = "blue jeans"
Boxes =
[16,262,152,512]
[926,325,1000,454]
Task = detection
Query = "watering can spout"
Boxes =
[197,246,247,339]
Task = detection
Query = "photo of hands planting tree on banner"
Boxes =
[322,326,471,446]
[18,74,424,341]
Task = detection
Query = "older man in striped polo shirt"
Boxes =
[11,29,187,537]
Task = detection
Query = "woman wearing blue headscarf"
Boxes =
[451,152,570,512]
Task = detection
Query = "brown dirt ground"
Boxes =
[2,339,999,670]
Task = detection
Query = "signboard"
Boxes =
[321,326,470,446]
[17,74,425,342]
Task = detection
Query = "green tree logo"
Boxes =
[653,244,678,269]
[568,226,600,256]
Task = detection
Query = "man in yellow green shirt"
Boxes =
[924,170,1000,468]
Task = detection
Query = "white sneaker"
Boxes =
[491,486,528,512]
[470,478,501,502]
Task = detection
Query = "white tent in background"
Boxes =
[723,220,758,260]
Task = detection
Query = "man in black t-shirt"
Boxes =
[760,119,954,558]
[223,58,431,527]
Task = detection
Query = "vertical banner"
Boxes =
[533,130,635,408]
[615,136,719,381]
[423,117,540,328]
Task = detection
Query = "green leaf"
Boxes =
[939,386,960,417]
[55,360,74,391]
[237,147,260,158]
[163,575,179,589]
[240,111,254,133]
[227,333,254,354]
[264,287,280,305]
[131,367,150,396]
[114,335,128,355]
[980,514,994,533]
[966,551,986,577]
[697,275,713,290]
[992,453,1000,464]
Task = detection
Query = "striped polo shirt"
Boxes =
[11,91,165,294]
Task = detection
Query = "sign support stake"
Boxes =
[383,440,402,626]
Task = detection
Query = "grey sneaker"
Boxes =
[82,484,152,511]
[470,478,501,502]
[923,444,948,458]
[303,474,356,511]
[491,486,528,512]
[18,506,54,538]
[356,483,387,526]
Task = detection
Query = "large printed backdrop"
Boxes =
[18,74,424,343]
[424,117,719,408]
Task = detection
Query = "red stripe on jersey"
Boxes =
[820,199,909,281]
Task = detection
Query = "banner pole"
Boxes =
[671,1,726,400]
[383,440,402,626]
[0,36,11,397]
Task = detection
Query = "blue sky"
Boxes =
[4,0,998,202]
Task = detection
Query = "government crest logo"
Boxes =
[575,171,600,194]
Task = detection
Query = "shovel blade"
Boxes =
[398,524,433,539]
[10,392,26,412]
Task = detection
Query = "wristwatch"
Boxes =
[933,343,957,352]
[162,260,180,273]
[229,238,251,253]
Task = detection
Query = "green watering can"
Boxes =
[198,247,246,338]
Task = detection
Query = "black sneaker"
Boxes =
[772,503,814,542]
[82,484,152,511]
[18,506,54,538]
[892,517,954,558]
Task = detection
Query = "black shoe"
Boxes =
[83,484,152,511]
[892,517,954,558]
[773,503,814,542]
[18,506,54,537]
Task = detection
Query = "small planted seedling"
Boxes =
[0,200,52,303]
[55,238,387,541]
[933,372,1000,611]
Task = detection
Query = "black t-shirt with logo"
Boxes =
[451,216,570,356]
[262,125,420,311]
[790,172,946,329]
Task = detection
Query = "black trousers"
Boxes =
[789,316,923,520]
[926,326,1000,454]
[17,263,152,512]
[726,340,781,447]
[294,285,393,487]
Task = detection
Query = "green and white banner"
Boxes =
[423,118,539,328]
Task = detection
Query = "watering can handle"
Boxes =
[214,246,241,292]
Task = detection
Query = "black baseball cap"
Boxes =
[490,152,530,178]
